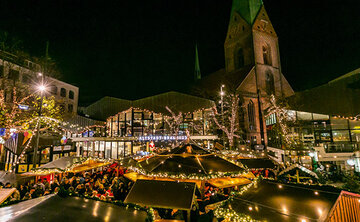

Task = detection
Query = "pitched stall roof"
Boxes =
[125,179,196,210]
[278,164,319,179]
[0,194,148,222]
[237,158,276,170]
[227,181,340,221]
[137,143,246,176]
[325,190,360,222]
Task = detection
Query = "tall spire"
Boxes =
[230,0,263,24]
[194,44,201,81]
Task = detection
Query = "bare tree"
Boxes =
[212,93,243,149]
[164,106,182,147]
[265,94,296,149]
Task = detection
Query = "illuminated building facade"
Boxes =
[73,91,218,158]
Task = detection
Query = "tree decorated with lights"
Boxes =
[265,94,297,149]
[212,93,243,149]
[164,106,183,146]
[0,87,33,140]
[0,85,64,171]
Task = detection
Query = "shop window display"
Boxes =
[332,130,350,142]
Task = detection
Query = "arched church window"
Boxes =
[235,48,244,69]
[262,43,272,65]
[265,70,275,95]
[248,100,256,131]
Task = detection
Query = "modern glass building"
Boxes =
[266,110,360,172]
[73,91,218,159]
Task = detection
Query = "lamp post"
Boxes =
[32,80,46,169]
[220,85,225,146]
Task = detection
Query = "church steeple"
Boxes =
[230,0,263,24]
[194,44,201,81]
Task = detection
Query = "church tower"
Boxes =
[194,44,201,81]
[224,0,294,147]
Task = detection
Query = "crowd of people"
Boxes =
[1,164,133,204]
[1,163,227,221]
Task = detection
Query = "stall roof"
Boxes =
[137,144,246,176]
[228,181,340,222]
[326,191,360,222]
[278,164,319,179]
[0,194,148,222]
[237,158,276,170]
[125,179,196,210]
[37,156,84,171]
[160,143,210,155]
[23,157,111,176]
[0,171,17,185]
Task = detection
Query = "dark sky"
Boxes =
[0,0,359,105]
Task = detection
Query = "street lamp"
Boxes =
[32,83,47,169]
[220,85,225,146]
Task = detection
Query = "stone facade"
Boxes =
[223,2,294,146]
[0,50,79,114]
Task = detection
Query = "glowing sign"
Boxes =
[138,135,187,141]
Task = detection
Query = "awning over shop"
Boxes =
[0,194,148,222]
[125,179,196,210]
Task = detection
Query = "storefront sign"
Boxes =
[18,104,29,110]
[53,145,72,151]
[138,135,187,141]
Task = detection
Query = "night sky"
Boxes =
[0,0,359,105]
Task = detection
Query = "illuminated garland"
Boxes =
[11,120,39,172]
[214,177,261,222]
[30,156,113,174]
[129,165,250,180]
[214,208,260,222]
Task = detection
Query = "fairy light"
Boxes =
[212,93,240,147]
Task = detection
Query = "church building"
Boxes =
[194,0,294,147]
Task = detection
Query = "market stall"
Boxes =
[125,179,196,221]
[128,143,255,191]
[0,194,148,222]
[214,180,341,222]
[278,163,319,183]
[21,156,112,182]
[237,158,279,178]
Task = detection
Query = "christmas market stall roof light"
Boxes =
[127,143,255,188]
[0,194,149,222]
[214,180,341,222]
[22,156,112,176]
